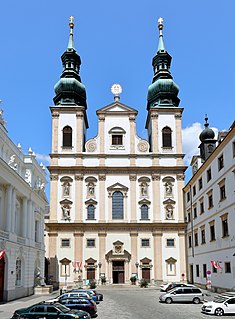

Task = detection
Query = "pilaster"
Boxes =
[22,197,27,237]
[74,232,84,266]
[98,116,105,166]
[6,185,12,232]
[152,174,161,221]
[50,174,59,222]
[178,230,187,279]
[75,174,84,222]
[76,111,84,165]
[150,113,159,165]
[175,113,184,165]
[11,188,16,233]
[99,174,106,222]
[98,231,107,274]
[129,116,136,166]
[129,174,137,222]
[153,231,163,281]
[130,231,138,273]
[176,174,185,222]
[48,232,58,286]
[51,111,59,165]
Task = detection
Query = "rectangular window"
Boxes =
[188,235,192,248]
[200,201,204,214]
[188,211,191,223]
[187,192,190,202]
[194,233,198,246]
[193,206,197,219]
[210,224,216,241]
[208,193,213,209]
[112,135,123,145]
[220,185,226,201]
[141,239,150,247]
[35,220,39,242]
[15,259,22,286]
[198,178,203,190]
[193,185,196,196]
[201,228,206,244]
[225,262,231,273]
[61,239,70,247]
[218,154,224,171]
[166,239,175,247]
[203,264,207,278]
[207,168,212,182]
[196,264,199,277]
[87,239,95,247]
[221,217,229,237]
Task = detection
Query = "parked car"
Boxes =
[160,282,174,292]
[47,291,92,303]
[201,292,235,316]
[70,289,103,302]
[159,286,204,304]
[165,282,194,292]
[11,302,91,319]
[59,297,97,318]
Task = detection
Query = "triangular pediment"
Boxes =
[107,182,128,191]
[60,199,73,205]
[96,101,138,115]
[60,257,71,264]
[85,257,97,263]
[85,198,97,205]
[165,257,177,263]
[140,257,152,263]
[113,240,123,245]
[163,198,176,205]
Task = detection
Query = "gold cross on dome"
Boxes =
[158,17,163,25]
[69,16,74,24]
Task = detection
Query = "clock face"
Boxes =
[111,84,122,95]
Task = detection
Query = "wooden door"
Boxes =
[0,258,5,301]
[87,269,95,280]
[142,268,150,283]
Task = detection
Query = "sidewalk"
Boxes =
[0,290,60,319]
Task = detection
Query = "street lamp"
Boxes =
[135,262,139,279]
[98,262,102,283]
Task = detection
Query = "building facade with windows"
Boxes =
[184,119,235,291]
[0,108,48,301]
[46,18,187,287]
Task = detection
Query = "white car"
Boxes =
[201,292,235,316]
[160,282,173,292]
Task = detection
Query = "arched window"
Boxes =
[162,127,172,148]
[112,191,124,219]
[87,205,95,220]
[63,126,72,147]
[141,204,149,220]
[15,258,22,286]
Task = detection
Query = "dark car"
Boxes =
[59,297,97,318]
[166,283,194,292]
[11,302,91,319]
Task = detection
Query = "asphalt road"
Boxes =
[97,288,233,319]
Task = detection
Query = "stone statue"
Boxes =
[64,182,70,196]
[62,206,70,220]
[165,182,173,195]
[34,267,43,286]
[88,183,95,195]
[8,155,18,171]
[141,182,148,196]
[166,206,174,219]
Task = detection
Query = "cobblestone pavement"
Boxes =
[0,287,233,319]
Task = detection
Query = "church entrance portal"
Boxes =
[112,261,124,284]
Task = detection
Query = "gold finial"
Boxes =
[158,17,164,34]
[69,16,74,32]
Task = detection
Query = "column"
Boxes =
[175,113,184,165]
[75,174,84,222]
[48,232,58,287]
[98,115,105,166]
[152,174,161,222]
[178,230,187,279]
[153,231,163,282]
[22,197,27,237]
[11,188,16,233]
[150,113,159,165]
[176,174,185,222]
[98,232,107,274]
[51,111,59,165]
[49,174,58,222]
[27,199,31,239]
[6,185,12,232]
[129,174,137,222]
[130,231,138,274]
[76,111,83,165]
[74,232,84,278]
[99,174,106,222]
[129,116,136,166]
[125,261,130,283]
[31,203,35,241]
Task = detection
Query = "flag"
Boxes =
[0,250,5,260]
[211,261,222,269]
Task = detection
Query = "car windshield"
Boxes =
[213,296,228,303]
[54,303,71,312]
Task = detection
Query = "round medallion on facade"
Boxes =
[86,140,97,152]
[137,141,149,152]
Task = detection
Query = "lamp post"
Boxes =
[135,262,139,279]
[98,262,102,284]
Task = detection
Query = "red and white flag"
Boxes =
[211,261,222,269]
[0,250,5,260]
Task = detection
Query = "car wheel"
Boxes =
[193,297,200,304]
[214,308,224,316]
[165,297,173,304]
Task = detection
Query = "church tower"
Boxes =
[199,116,216,161]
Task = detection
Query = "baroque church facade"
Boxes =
[46,18,187,287]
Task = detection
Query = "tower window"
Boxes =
[162,127,172,148]
[112,191,124,219]
[63,126,72,147]
[112,135,123,145]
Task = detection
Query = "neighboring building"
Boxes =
[0,108,48,301]
[184,119,235,291]
[46,17,187,288]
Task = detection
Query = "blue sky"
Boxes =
[0,1,234,196]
